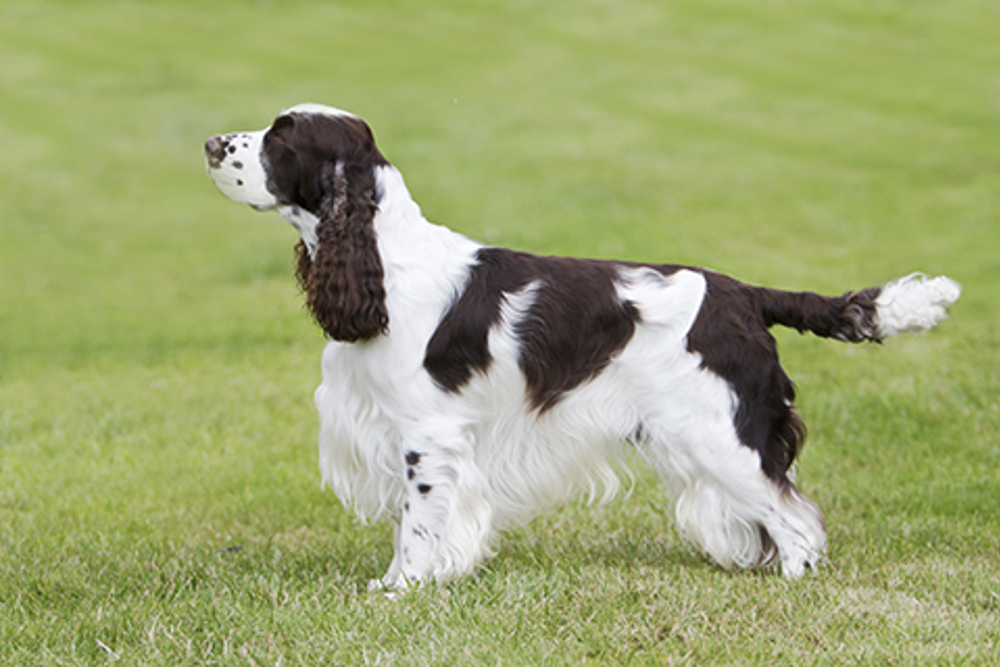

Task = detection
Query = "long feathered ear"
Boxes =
[297,160,388,342]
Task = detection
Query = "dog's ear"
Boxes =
[297,160,388,342]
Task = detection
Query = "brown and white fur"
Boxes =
[205,103,960,590]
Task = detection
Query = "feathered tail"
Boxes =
[754,273,961,342]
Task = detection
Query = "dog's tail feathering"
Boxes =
[755,273,961,342]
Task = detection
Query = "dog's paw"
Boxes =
[780,547,822,579]
[367,573,423,597]
[367,577,390,593]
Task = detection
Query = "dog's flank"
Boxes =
[205,104,960,589]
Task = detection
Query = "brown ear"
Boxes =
[297,160,388,342]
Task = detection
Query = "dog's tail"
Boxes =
[755,273,961,342]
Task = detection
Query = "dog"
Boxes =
[205,103,960,589]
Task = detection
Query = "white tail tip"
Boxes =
[875,273,961,339]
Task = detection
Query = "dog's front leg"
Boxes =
[368,522,405,592]
[382,424,494,589]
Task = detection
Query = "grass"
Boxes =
[1,0,998,663]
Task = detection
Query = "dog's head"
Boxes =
[205,104,390,342]
[205,103,388,210]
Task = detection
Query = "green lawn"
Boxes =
[1,0,998,663]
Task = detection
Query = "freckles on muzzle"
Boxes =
[203,129,277,209]
[204,132,257,168]
[204,133,244,168]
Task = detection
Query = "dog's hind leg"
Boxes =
[755,483,827,578]
[638,381,826,577]
[646,431,826,577]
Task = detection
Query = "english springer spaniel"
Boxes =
[205,104,960,590]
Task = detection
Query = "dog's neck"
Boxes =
[370,166,482,308]
[278,165,447,260]
[280,165,480,313]
[278,205,321,257]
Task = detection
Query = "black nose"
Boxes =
[204,135,227,167]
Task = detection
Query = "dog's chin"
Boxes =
[206,168,278,210]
